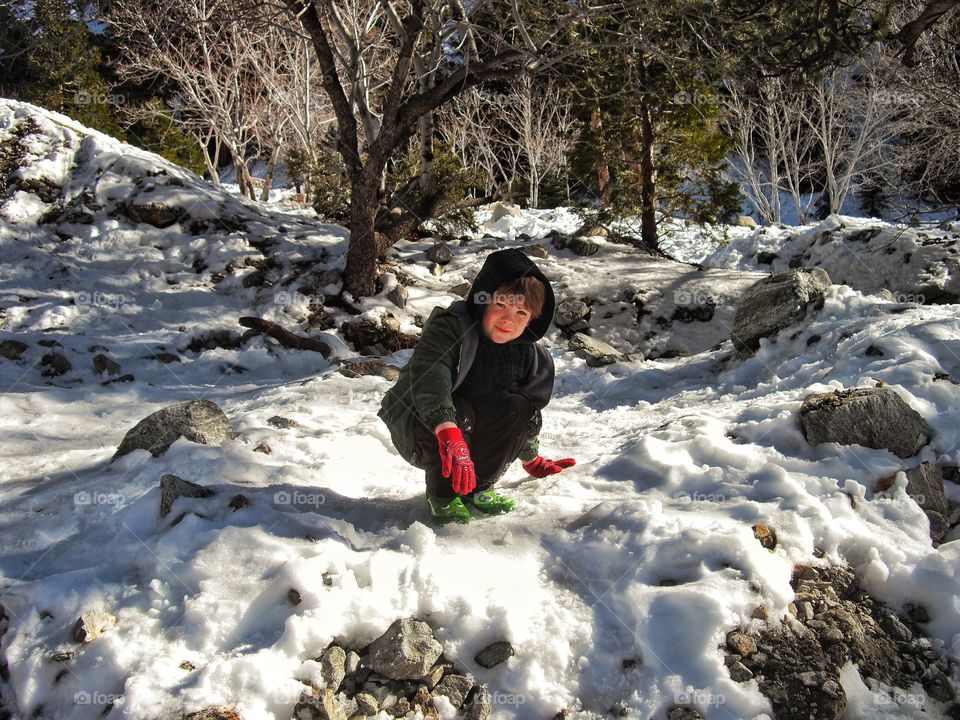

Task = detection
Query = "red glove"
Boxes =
[522,456,576,478]
[437,427,476,495]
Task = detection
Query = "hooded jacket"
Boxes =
[378,248,556,465]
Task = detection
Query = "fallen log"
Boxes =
[238,316,333,359]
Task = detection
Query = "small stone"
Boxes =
[729,661,754,682]
[346,650,361,676]
[40,351,72,377]
[0,340,27,360]
[180,661,196,671]
[822,627,845,645]
[726,630,758,657]
[422,663,446,689]
[354,693,378,716]
[183,708,241,720]
[450,283,472,298]
[253,443,272,454]
[288,589,302,606]
[462,684,491,720]
[797,601,815,622]
[474,640,514,668]
[390,698,411,718]
[228,494,249,511]
[387,285,408,309]
[752,523,777,550]
[880,613,913,643]
[425,242,453,266]
[92,353,121,376]
[751,605,769,621]
[268,415,300,429]
[433,674,472,709]
[365,618,443,680]
[159,474,215,518]
[72,609,117,643]
[319,645,347,691]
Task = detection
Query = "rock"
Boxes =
[125,200,188,228]
[287,589,302,606]
[354,693,379,716]
[752,523,777,550]
[365,618,443,680]
[736,215,759,229]
[462,684,491,720]
[522,244,550,259]
[489,202,522,222]
[425,242,453,266]
[92,353,121,376]
[574,222,608,238]
[159,474,215,518]
[101,373,135,386]
[113,399,235,460]
[253,443,272,454]
[569,333,631,367]
[923,667,955,703]
[387,285,408,309]
[551,234,600,257]
[40,351,71,377]
[345,650,361,676]
[268,416,301,429]
[799,387,931,459]
[879,614,913,643]
[730,268,832,354]
[339,359,400,381]
[554,299,591,333]
[726,631,758,656]
[0,340,27,360]
[450,282,472,298]
[667,707,704,720]
[183,709,242,720]
[905,463,948,516]
[474,640,515,668]
[144,351,182,363]
[319,645,347,691]
[228,494,249,511]
[186,330,242,353]
[433,674,472,709]
[292,689,346,720]
[729,661,754,682]
[72,609,117,642]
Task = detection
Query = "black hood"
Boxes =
[465,248,555,342]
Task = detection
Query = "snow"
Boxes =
[2,98,960,719]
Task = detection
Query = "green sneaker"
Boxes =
[426,495,472,524]
[468,490,516,514]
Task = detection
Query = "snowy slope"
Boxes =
[2,99,960,720]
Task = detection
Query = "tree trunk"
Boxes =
[344,175,381,298]
[260,144,282,202]
[591,106,613,205]
[637,97,658,252]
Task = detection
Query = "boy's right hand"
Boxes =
[436,427,476,495]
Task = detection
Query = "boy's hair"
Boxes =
[494,276,545,318]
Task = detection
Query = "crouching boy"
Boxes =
[378,248,575,524]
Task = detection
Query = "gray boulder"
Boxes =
[569,333,632,367]
[113,399,235,460]
[799,387,931,459]
[425,242,453,266]
[159,474,215,518]
[731,268,832,353]
[551,234,599,257]
[554,299,591,334]
[474,640,515,668]
[125,201,188,228]
[0,340,27,360]
[365,618,443,680]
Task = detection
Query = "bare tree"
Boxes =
[278,0,602,297]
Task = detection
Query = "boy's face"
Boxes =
[482,292,532,344]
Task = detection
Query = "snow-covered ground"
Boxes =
[2,99,960,720]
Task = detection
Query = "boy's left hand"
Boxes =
[522,456,576,478]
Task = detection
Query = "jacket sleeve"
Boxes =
[516,344,554,461]
[409,308,463,430]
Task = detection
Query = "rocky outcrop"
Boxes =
[730,268,831,353]
[113,399,235,460]
[799,387,931,459]
[727,565,958,719]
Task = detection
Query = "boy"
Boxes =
[378,248,575,524]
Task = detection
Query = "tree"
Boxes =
[279,0,596,297]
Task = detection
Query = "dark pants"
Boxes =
[412,394,541,498]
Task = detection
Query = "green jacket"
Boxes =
[378,248,556,466]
